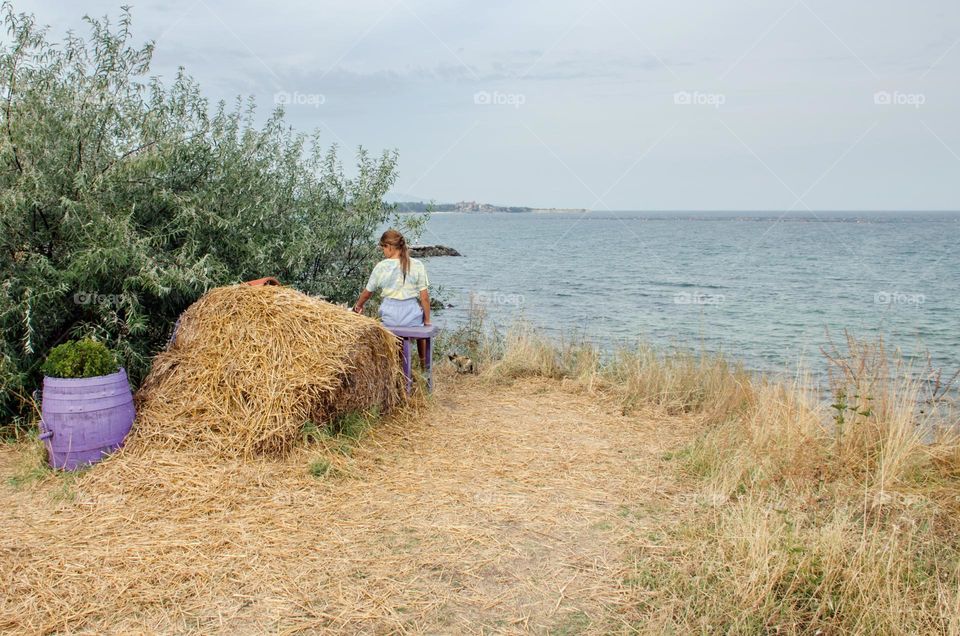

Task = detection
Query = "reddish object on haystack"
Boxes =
[245,277,281,286]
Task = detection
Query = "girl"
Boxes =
[353,229,431,365]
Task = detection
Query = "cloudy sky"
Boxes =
[17,0,960,210]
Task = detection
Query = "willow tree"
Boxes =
[0,3,418,426]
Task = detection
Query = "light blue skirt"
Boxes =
[379,297,423,328]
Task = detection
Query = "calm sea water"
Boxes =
[420,211,959,378]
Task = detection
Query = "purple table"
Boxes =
[386,324,439,393]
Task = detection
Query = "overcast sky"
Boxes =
[16,0,960,210]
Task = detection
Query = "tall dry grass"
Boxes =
[483,321,602,384]
[605,345,753,421]
[473,318,754,425]
[644,335,959,634]
[464,316,960,633]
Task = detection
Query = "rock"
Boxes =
[410,244,462,257]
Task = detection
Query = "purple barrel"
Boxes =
[39,368,135,471]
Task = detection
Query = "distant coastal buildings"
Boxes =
[392,200,587,214]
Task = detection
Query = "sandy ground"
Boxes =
[1,375,695,634]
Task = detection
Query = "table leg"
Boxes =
[425,337,433,392]
[402,337,412,393]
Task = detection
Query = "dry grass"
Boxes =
[605,345,753,422]
[468,320,960,633]
[482,321,601,386]
[2,304,958,634]
[0,372,688,634]
[625,336,960,634]
[479,321,754,426]
[1,283,412,632]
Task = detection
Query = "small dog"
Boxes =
[448,353,476,374]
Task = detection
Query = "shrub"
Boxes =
[0,5,423,426]
[40,339,119,379]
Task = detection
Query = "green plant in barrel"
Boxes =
[39,338,133,470]
[41,339,120,380]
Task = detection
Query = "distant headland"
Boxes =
[392,200,587,214]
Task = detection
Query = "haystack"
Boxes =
[132,284,402,457]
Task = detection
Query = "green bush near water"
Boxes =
[0,4,424,429]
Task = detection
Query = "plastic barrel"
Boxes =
[39,368,135,471]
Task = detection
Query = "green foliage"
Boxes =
[300,420,327,445]
[6,460,49,487]
[40,338,118,379]
[428,283,449,312]
[301,408,380,460]
[329,407,380,440]
[433,294,502,365]
[830,388,873,426]
[0,4,423,423]
[308,458,332,479]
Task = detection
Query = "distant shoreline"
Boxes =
[397,207,960,222]
[392,201,587,214]
[392,203,960,217]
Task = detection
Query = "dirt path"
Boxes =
[1,376,694,634]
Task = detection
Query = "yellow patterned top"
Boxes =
[365,258,429,300]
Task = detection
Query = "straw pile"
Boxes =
[133,284,402,457]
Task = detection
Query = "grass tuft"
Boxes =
[308,458,333,479]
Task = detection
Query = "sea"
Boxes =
[418,210,959,381]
